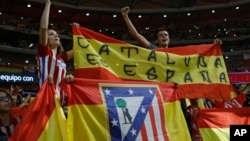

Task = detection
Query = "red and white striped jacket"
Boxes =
[36,43,68,102]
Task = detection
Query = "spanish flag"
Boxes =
[197,107,250,141]
[61,78,191,141]
[72,25,231,100]
[9,81,67,141]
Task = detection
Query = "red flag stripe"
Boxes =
[156,44,222,56]
[74,68,121,81]
[198,107,250,128]
[156,90,169,141]
[176,84,231,100]
[66,78,178,106]
[73,26,126,43]
[149,106,159,141]
[140,123,148,141]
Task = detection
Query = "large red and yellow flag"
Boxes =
[9,81,67,141]
[72,25,231,100]
[197,107,250,141]
[61,78,191,141]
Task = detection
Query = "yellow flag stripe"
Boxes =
[199,128,229,141]
[38,96,67,141]
[67,105,109,141]
[74,37,229,84]
[165,101,192,141]
[67,102,191,141]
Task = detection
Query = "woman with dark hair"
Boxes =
[0,89,28,140]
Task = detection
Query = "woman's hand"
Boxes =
[48,75,54,84]
[65,74,74,83]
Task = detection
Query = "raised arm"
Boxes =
[39,0,51,46]
[121,6,150,48]
[65,22,80,60]
[66,49,73,60]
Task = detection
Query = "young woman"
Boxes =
[37,0,74,103]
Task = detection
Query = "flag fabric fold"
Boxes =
[60,78,192,141]
[197,107,250,141]
[9,80,67,141]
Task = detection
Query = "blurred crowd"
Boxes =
[0,10,250,141]
[0,13,250,73]
[1,13,250,44]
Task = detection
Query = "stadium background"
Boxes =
[0,0,250,96]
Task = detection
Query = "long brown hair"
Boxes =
[57,43,64,55]
[48,28,65,55]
